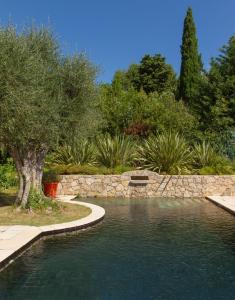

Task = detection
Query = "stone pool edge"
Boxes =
[0,196,105,272]
[206,196,235,215]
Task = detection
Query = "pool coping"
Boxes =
[206,196,235,215]
[0,196,105,272]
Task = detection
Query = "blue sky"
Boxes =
[1,0,235,82]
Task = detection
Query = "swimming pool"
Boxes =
[1,197,235,300]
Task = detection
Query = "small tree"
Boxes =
[179,7,202,106]
[209,35,235,126]
[138,54,176,94]
[0,25,97,207]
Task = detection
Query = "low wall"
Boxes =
[57,171,235,198]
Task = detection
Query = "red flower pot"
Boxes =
[43,182,58,199]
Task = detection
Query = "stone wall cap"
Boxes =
[122,170,159,176]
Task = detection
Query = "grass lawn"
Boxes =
[0,188,91,226]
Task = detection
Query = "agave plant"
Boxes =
[95,134,134,168]
[50,145,74,165]
[50,139,97,166]
[71,139,97,165]
[135,132,191,174]
[192,141,220,169]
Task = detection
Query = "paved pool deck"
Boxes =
[207,196,235,215]
[0,196,105,271]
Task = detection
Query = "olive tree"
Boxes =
[0,25,97,207]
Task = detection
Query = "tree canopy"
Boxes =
[138,54,176,94]
[179,7,202,106]
[0,25,97,206]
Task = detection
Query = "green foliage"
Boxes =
[111,54,176,95]
[201,35,235,132]
[179,7,202,105]
[0,163,18,190]
[193,39,235,162]
[99,87,197,137]
[0,147,8,164]
[0,24,98,205]
[192,140,234,174]
[146,93,197,138]
[27,188,59,211]
[50,139,97,166]
[125,64,140,90]
[138,54,176,94]
[56,164,100,175]
[0,26,60,152]
[99,88,147,135]
[48,164,134,175]
[192,141,221,169]
[112,165,134,174]
[135,132,191,174]
[48,145,73,165]
[95,135,134,168]
[215,35,235,77]
[58,55,99,141]
[199,165,235,175]
[112,70,131,93]
[42,169,60,183]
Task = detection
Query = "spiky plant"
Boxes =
[50,145,74,165]
[135,132,191,174]
[50,139,96,166]
[95,134,134,168]
[71,139,97,165]
[192,141,225,169]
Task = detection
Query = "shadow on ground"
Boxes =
[0,189,16,207]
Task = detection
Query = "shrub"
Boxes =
[48,164,134,175]
[27,188,59,211]
[47,164,69,175]
[95,134,134,168]
[64,165,100,175]
[42,169,60,183]
[199,165,235,175]
[135,132,191,174]
[0,163,18,190]
[113,165,134,174]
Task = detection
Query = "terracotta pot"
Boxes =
[43,182,58,198]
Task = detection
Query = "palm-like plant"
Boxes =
[72,139,97,165]
[50,139,97,166]
[95,134,134,168]
[192,140,223,169]
[135,132,191,174]
[50,145,74,165]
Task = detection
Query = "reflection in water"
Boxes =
[1,198,235,300]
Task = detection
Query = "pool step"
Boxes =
[129,175,149,187]
[129,180,149,187]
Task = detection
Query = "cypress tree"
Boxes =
[179,7,202,105]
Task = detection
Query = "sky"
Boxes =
[0,0,235,83]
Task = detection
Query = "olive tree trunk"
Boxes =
[10,148,47,207]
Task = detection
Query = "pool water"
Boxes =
[1,198,235,300]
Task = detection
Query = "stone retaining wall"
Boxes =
[57,171,235,198]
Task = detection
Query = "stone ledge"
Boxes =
[0,197,105,271]
[206,196,235,215]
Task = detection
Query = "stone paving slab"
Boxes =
[0,196,105,271]
[207,196,235,215]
